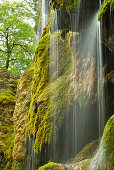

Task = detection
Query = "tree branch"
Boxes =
[9,58,17,61]
[14,43,31,55]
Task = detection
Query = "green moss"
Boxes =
[80,159,93,170]
[111,0,114,9]
[0,125,14,169]
[100,115,114,167]
[0,91,16,104]
[38,162,60,170]
[26,30,73,153]
[0,68,18,169]
[91,116,114,169]
[49,0,81,12]
[98,0,114,20]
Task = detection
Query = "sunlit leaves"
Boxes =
[0,0,36,74]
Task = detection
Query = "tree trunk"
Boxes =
[5,58,10,69]
[5,28,10,69]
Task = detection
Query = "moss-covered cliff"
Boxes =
[90,115,114,170]
[0,68,18,169]
[12,0,114,169]
[98,0,114,20]
[13,62,34,161]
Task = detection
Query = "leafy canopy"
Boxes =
[0,0,36,74]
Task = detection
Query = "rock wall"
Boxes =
[0,68,18,169]
[13,62,34,161]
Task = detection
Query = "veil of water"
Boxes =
[97,21,105,138]
[41,0,50,32]
[36,0,50,42]
[49,0,105,163]
[25,0,106,168]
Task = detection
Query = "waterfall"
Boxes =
[24,137,38,170]
[36,0,50,42]
[97,21,105,138]
[41,0,50,32]
[49,0,105,163]
[25,0,106,168]
[50,9,59,80]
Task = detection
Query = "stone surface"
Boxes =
[13,62,34,161]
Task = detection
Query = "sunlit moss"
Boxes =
[26,30,73,153]
[38,162,60,170]
[49,0,81,12]
[0,91,16,104]
[98,0,114,20]
[100,115,114,167]
[80,159,93,170]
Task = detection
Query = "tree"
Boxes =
[0,0,36,74]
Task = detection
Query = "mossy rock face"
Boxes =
[49,0,81,12]
[98,0,114,52]
[0,68,18,169]
[38,162,60,170]
[13,62,34,161]
[98,0,114,20]
[26,30,73,154]
[69,140,99,164]
[90,115,114,170]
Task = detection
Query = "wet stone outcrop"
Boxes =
[90,115,114,170]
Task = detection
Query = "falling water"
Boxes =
[89,1,106,169]
[50,9,59,80]
[49,0,105,163]
[41,0,50,33]
[24,137,38,170]
[71,12,99,157]
[97,21,105,138]
[36,0,50,42]
[25,0,106,168]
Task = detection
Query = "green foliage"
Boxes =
[38,162,60,170]
[0,0,36,74]
[24,0,42,33]
[98,0,114,20]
